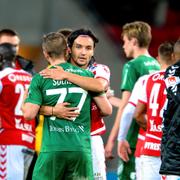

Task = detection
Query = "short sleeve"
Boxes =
[92,64,110,82]
[25,74,42,105]
[120,62,137,92]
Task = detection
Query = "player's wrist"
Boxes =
[63,71,70,80]
[117,137,126,141]
[52,106,58,116]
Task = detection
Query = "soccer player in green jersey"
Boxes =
[105,21,160,180]
[22,32,95,180]
[39,28,113,180]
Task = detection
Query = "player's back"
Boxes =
[146,70,166,128]
[31,62,94,153]
[141,70,166,156]
[0,67,35,149]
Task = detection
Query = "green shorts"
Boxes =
[32,151,93,180]
[117,148,136,180]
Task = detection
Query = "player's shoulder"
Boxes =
[138,74,150,81]
[0,67,30,78]
[148,70,164,78]
[89,62,109,69]
[88,62,110,73]
[165,60,180,76]
[134,75,149,87]
[123,59,137,70]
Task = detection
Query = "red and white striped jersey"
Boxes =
[88,62,110,136]
[138,70,166,156]
[0,68,35,149]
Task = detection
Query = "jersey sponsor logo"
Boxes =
[166,76,180,86]
[50,125,64,132]
[78,126,84,132]
[167,76,176,83]
[144,141,160,151]
[15,118,32,132]
[152,73,164,81]
[65,68,83,73]
[144,61,159,66]
[65,126,80,133]
[149,120,162,132]
[50,125,85,133]
[22,134,34,143]
[8,74,31,83]
[52,80,72,86]
[165,76,179,95]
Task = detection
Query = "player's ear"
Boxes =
[43,50,49,59]
[132,38,138,46]
[156,56,160,63]
[67,47,71,54]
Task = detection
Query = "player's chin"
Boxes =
[77,61,87,66]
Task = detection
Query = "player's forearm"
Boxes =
[23,103,40,120]
[108,96,121,108]
[64,71,106,92]
[134,115,147,130]
[118,104,135,141]
[107,107,122,143]
[134,102,147,130]
[93,94,112,116]
[40,106,53,116]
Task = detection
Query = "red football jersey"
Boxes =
[139,70,166,156]
[88,63,110,135]
[0,68,35,149]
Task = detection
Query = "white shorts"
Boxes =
[141,155,161,180]
[161,175,180,180]
[0,145,34,180]
[135,157,141,180]
[91,135,106,180]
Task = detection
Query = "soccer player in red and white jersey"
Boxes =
[0,43,35,180]
[117,75,148,180]
[134,41,175,180]
[87,60,111,179]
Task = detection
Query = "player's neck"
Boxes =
[50,58,66,66]
[133,48,150,58]
[161,65,168,70]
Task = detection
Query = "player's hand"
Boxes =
[117,140,132,162]
[105,140,115,159]
[40,66,66,80]
[53,102,80,120]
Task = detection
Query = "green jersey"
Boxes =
[121,55,160,148]
[25,62,94,153]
